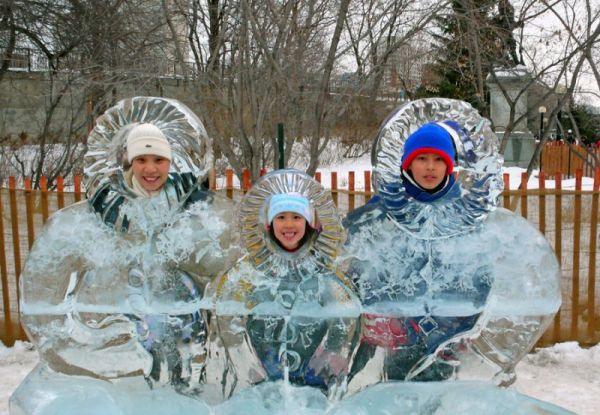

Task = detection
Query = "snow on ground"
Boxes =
[1,340,598,415]
[513,342,600,414]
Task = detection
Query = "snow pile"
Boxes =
[513,342,600,414]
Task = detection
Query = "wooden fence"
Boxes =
[541,142,600,179]
[1,169,599,349]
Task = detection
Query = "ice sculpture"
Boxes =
[204,169,361,400]
[341,98,561,392]
[11,97,241,414]
[212,381,573,415]
[9,97,567,415]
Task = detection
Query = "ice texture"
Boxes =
[11,97,241,413]
[11,368,573,415]
[341,98,561,392]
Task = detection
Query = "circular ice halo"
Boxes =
[371,98,504,236]
[238,169,345,271]
[84,96,212,200]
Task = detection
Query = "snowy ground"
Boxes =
[1,340,598,415]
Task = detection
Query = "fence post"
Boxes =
[314,172,321,184]
[348,171,355,212]
[553,172,562,342]
[502,173,510,208]
[226,169,233,199]
[260,168,267,177]
[242,169,251,193]
[520,172,528,218]
[208,168,217,191]
[56,176,65,209]
[587,168,600,343]
[40,176,49,223]
[331,172,338,207]
[537,173,551,346]
[8,177,21,281]
[74,175,82,202]
[571,169,583,341]
[0,185,13,345]
[24,179,35,249]
[7,176,23,342]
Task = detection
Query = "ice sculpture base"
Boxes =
[11,365,572,415]
[9,364,211,415]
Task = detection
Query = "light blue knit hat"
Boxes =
[267,193,312,224]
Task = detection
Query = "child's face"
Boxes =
[272,211,307,251]
[408,153,447,190]
[132,155,170,192]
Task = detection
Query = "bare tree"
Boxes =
[483,0,600,175]
[5,0,600,185]
[1,0,189,187]
[177,0,452,179]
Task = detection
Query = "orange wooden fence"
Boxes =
[1,169,600,349]
[541,142,600,178]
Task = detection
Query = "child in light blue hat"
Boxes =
[207,169,360,397]
[266,192,315,252]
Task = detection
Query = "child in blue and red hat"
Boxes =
[343,119,492,390]
[400,121,458,202]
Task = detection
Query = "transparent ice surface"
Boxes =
[11,98,564,413]
[12,97,241,413]
[10,365,212,415]
[11,367,572,415]
[342,98,561,392]
[205,170,361,400]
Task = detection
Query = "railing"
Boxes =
[2,47,49,72]
[503,169,600,347]
[1,169,599,348]
[541,142,600,179]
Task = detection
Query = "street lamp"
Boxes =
[538,106,547,139]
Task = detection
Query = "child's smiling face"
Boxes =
[272,211,307,251]
[408,153,447,189]
[131,155,170,192]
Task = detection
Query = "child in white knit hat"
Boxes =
[124,123,172,197]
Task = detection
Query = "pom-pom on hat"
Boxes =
[267,192,313,224]
[401,121,457,175]
[126,123,172,163]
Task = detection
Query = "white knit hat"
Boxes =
[126,123,172,163]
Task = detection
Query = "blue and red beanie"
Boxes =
[401,121,457,175]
